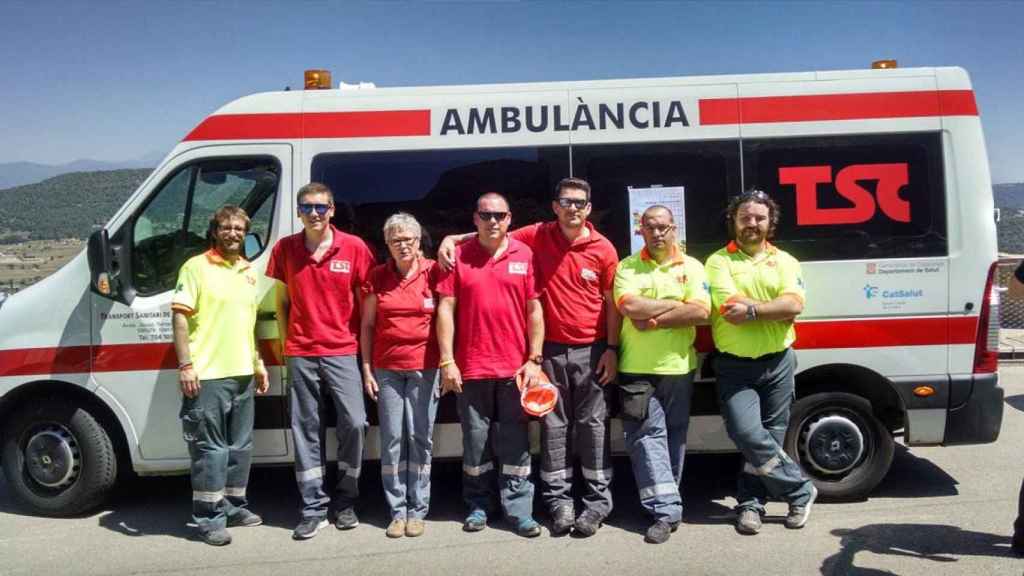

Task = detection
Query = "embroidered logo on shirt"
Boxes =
[330,260,351,273]
[508,262,528,275]
[580,268,598,282]
[423,297,435,309]
[246,274,256,286]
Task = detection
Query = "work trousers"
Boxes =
[540,341,613,518]
[714,348,814,513]
[456,378,534,523]
[375,368,439,521]
[288,355,366,519]
[619,371,694,524]
[180,375,255,534]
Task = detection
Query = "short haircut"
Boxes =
[207,205,250,247]
[642,204,674,223]
[296,182,334,205]
[382,212,422,244]
[477,191,510,211]
[553,177,591,202]
[726,189,780,239]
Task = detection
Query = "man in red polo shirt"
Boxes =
[439,177,621,537]
[436,192,545,538]
[266,182,376,540]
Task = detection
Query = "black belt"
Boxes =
[716,348,789,363]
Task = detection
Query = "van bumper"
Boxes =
[943,372,1003,445]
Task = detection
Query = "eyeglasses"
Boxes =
[388,236,418,247]
[298,203,332,216]
[557,198,589,210]
[476,211,509,222]
[642,224,675,236]
[218,225,247,233]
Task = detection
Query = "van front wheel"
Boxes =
[784,392,895,500]
[2,399,118,516]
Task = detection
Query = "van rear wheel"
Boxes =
[784,392,894,500]
[2,399,117,516]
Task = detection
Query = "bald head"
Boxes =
[477,192,510,212]
[642,204,674,223]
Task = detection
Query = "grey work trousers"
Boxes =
[288,355,366,519]
[619,371,694,524]
[179,375,255,534]
[456,378,535,524]
[714,348,814,513]
[540,341,613,518]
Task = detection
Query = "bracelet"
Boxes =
[178,362,193,371]
[439,359,455,368]
[606,344,619,352]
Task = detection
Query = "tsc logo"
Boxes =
[580,268,598,282]
[330,260,351,273]
[509,262,528,275]
[779,163,910,226]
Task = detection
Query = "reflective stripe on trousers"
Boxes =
[376,368,439,520]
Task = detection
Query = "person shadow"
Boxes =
[820,523,1016,575]
[1004,393,1024,414]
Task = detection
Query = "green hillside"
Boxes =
[0,169,150,243]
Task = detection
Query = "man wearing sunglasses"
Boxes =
[705,190,816,536]
[266,182,376,540]
[436,192,545,538]
[438,178,621,537]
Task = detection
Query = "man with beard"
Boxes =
[172,205,270,546]
[705,190,816,536]
[436,192,546,538]
[439,178,621,537]
[613,205,709,544]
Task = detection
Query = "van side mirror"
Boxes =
[87,228,117,298]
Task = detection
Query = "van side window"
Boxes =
[572,141,742,260]
[743,133,947,261]
[311,147,570,260]
[130,157,280,295]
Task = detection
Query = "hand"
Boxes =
[438,235,459,271]
[595,348,618,385]
[515,361,542,390]
[364,370,379,401]
[254,364,270,395]
[441,363,463,395]
[179,367,200,398]
[721,302,750,325]
[631,317,658,331]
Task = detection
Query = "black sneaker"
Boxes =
[293,517,328,540]
[550,505,574,536]
[200,528,232,546]
[736,509,762,535]
[573,509,603,537]
[785,483,818,529]
[227,509,263,528]
[644,520,674,544]
[335,507,359,530]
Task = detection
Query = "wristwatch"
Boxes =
[529,355,544,365]
[746,305,758,321]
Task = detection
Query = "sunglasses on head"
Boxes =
[477,211,509,222]
[298,203,331,216]
[557,198,589,209]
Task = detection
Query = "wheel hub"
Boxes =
[803,414,865,475]
[24,425,80,488]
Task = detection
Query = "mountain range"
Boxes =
[0,152,163,190]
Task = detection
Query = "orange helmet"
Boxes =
[518,371,558,417]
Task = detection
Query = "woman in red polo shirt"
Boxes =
[360,213,440,539]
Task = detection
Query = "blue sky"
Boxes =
[2,0,1022,182]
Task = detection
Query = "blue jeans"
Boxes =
[619,371,694,524]
[456,378,535,524]
[375,368,439,520]
[714,348,814,513]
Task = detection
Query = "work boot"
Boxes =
[200,528,232,546]
[292,517,328,540]
[644,520,674,544]
[736,509,762,535]
[785,483,818,529]
[573,509,603,537]
[550,504,574,536]
[226,509,263,528]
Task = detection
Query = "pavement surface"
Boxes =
[3,366,1024,576]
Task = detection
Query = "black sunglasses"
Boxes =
[557,198,589,209]
[298,203,331,216]
[477,211,509,222]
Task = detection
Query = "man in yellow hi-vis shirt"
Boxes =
[705,190,816,536]
[614,205,709,544]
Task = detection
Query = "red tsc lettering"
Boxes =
[778,163,911,225]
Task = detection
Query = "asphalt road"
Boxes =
[3,366,1024,576]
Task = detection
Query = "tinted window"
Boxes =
[311,147,570,259]
[572,141,742,260]
[743,133,946,261]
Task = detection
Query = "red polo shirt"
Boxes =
[436,238,539,380]
[363,258,440,371]
[266,226,376,357]
[511,222,619,345]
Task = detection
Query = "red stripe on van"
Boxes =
[699,90,978,125]
[183,110,431,141]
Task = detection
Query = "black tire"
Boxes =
[784,392,894,501]
[2,398,118,516]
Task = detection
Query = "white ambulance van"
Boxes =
[0,65,1002,515]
